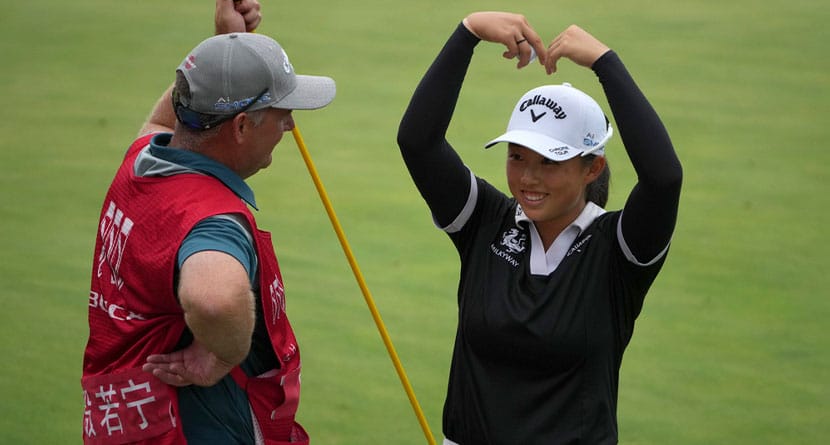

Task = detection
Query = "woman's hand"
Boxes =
[544,25,611,74]
[462,12,547,68]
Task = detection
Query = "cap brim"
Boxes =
[485,129,583,161]
[272,75,336,110]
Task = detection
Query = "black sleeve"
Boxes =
[593,51,683,263]
[397,23,480,228]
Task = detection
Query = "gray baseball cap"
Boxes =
[175,32,335,129]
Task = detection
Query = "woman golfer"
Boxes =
[396,11,682,445]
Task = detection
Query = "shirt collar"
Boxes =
[148,133,258,210]
[519,202,607,275]
[515,201,606,234]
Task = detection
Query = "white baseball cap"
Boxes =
[174,33,336,130]
[485,83,612,160]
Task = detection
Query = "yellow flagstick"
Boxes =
[291,126,437,445]
[239,16,433,444]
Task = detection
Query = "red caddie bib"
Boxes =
[82,134,306,444]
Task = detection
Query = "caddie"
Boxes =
[81,1,335,443]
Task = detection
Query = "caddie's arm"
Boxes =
[138,0,262,137]
[144,250,255,387]
[178,251,256,369]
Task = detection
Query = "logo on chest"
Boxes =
[566,234,593,257]
[489,227,526,268]
[501,228,526,254]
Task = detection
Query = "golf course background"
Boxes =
[1,0,827,443]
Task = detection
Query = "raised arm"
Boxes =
[545,25,682,262]
[397,12,545,227]
[138,0,262,137]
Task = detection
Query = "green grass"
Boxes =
[1,0,827,443]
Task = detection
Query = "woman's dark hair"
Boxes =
[582,155,610,207]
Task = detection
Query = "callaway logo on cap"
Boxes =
[485,83,613,161]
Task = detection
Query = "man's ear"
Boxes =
[230,112,252,145]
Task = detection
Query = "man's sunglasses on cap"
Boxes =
[172,88,269,131]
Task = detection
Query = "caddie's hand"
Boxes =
[544,25,610,75]
[462,11,547,68]
[215,0,262,35]
[142,340,236,387]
